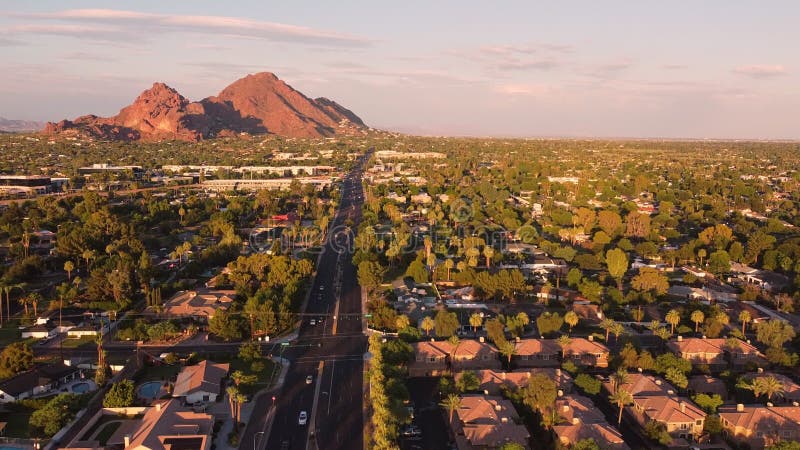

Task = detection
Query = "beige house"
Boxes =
[452,395,530,450]
[149,289,236,321]
[173,360,230,405]
[409,339,499,377]
[719,404,800,449]
[552,395,629,450]
[560,337,610,368]
[455,368,572,396]
[667,337,765,370]
[512,339,561,368]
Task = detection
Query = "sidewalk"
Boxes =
[212,356,290,450]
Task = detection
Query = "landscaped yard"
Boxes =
[0,326,22,347]
[229,357,279,396]
[61,336,97,349]
[138,364,181,382]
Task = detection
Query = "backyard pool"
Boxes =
[0,447,24,450]
[72,382,92,393]
[138,381,163,399]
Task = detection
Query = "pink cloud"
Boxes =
[732,64,788,78]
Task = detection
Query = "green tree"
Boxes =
[30,394,83,437]
[664,367,688,389]
[631,268,669,297]
[665,309,681,335]
[564,310,579,334]
[64,260,75,280]
[209,309,243,341]
[0,342,33,378]
[571,439,601,450]
[606,248,629,293]
[738,310,751,336]
[536,312,564,336]
[103,380,136,407]
[691,310,705,333]
[395,314,410,332]
[434,310,459,337]
[498,339,517,364]
[456,370,480,393]
[755,320,795,349]
[469,312,483,336]
[421,316,435,336]
[522,372,557,415]
[574,373,602,395]
[691,393,723,413]
[357,260,386,297]
[608,388,634,425]
[440,393,461,425]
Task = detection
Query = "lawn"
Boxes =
[228,357,279,396]
[0,410,33,438]
[61,336,97,349]
[0,326,22,347]
[93,420,122,444]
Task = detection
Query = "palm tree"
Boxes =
[64,261,75,281]
[498,339,517,365]
[483,246,494,268]
[235,393,247,425]
[665,309,680,335]
[608,389,634,426]
[28,292,41,317]
[739,310,752,335]
[18,295,30,316]
[444,259,454,281]
[227,386,240,429]
[753,376,785,403]
[600,318,616,342]
[654,327,672,349]
[610,322,625,344]
[690,310,705,333]
[564,311,579,335]
[469,313,483,337]
[82,249,96,270]
[611,368,630,394]
[516,312,529,331]
[395,314,410,331]
[440,394,461,425]
[421,316,434,336]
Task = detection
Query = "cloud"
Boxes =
[449,42,571,72]
[6,8,372,47]
[732,64,787,78]
[493,83,553,96]
[662,64,688,70]
[0,36,25,46]
[60,51,117,62]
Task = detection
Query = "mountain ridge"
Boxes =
[43,72,366,141]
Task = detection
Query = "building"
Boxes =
[512,339,561,368]
[552,395,629,450]
[409,340,451,377]
[172,360,230,405]
[67,325,100,338]
[456,368,572,395]
[452,395,530,450]
[201,177,332,192]
[719,404,800,450]
[560,337,610,368]
[21,324,55,339]
[667,337,766,370]
[0,363,81,403]
[148,289,236,321]
[409,339,500,377]
[78,163,145,179]
[743,371,800,403]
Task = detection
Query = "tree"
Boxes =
[522,372,557,415]
[600,318,616,342]
[498,339,517,364]
[608,388,634,425]
[440,393,461,425]
[483,246,495,268]
[499,443,527,450]
[434,310,459,337]
[456,370,480,393]
[574,373,602,395]
[209,309,243,342]
[691,310,705,333]
[469,312,483,336]
[664,367,688,389]
[421,316,434,336]
[238,342,261,362]
[755,320,796,349]
[444,258,454,281]
[766,441,800,450]
[747,376,785,403]
[665,309,680,335]
[571,440,601,450]
[29,394,83,437]
[707,250,731,278]
[357,260,386,297]
[103,380,135,407]
[231,370,258,387]
[64,260,75,280]
[485,318,506,344]
[606,248,628,293]
[691,393,723,413]
[631,268,669,297]
[536,312,564,336]
[0,342,33,378]
[395,314,410,331]
[598,210,623,238]
[739,310,752,336]
[564,311,579,334]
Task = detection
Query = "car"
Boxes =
[310,319,316,326]
[280,439,291,450]
[298,411,308,425]
[306,375,313,384]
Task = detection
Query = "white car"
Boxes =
[306,375,313,384]
[310,319,316,326]
[298,411,308,425]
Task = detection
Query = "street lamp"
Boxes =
[272,396,276,408]
[254,431,264,450]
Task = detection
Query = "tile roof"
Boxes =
[172,361,229,398]
[636,396,706,423]
[126,399,213,450]
[456,395,530,448]
[514,338,561,356]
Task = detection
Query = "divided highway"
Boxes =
[261,152,370,450]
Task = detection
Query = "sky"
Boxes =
[0,1,798,139]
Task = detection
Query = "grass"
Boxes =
[228,357,279,396]
[61,336,97,349]
[0,326,22,347]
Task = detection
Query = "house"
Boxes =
[452,395,530,450]
[67,325,100,338]
[687,375,729,400]
[569,301,604,323]
[149,289,236,321]
[0,363,81,403]
[743,371,800,403]
[409,340,451,377]
[719,404,800,450]
[451,340,501,371]
[604,373,706,442]
[455,368,572,396]
[552,395,629,450]
[667,337,765,370]
[560,338,610,368]
[512,339,561,368]
[21,324,55,339]
[172,360,230,405]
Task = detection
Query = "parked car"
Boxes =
[298,411,308,426]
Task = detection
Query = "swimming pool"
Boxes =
[138,381,163,399]
[72,382,91,393]
[0,446,24,450]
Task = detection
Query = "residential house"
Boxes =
[667,337,766,370]
[604,373,705,442]
[719,404,800,450]
[743,371,800,403]
[0,363,81,403]
[687,375,729,400]
[569,301,604,324]
[21,324,55,339]
[148,289,236,321]
[452,340,501,372]
[561,337,610,368]
[455,368,572,396]
[409,339,500,376]
[172,360,230,405]
[452,395,530,450]
[67,325,100,338]
[552,395,630,450]
[512,339,561,368]
[409,340,451,377]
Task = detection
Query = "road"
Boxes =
[258,152,370,450]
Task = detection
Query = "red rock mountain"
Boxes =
[44,72,366,141]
